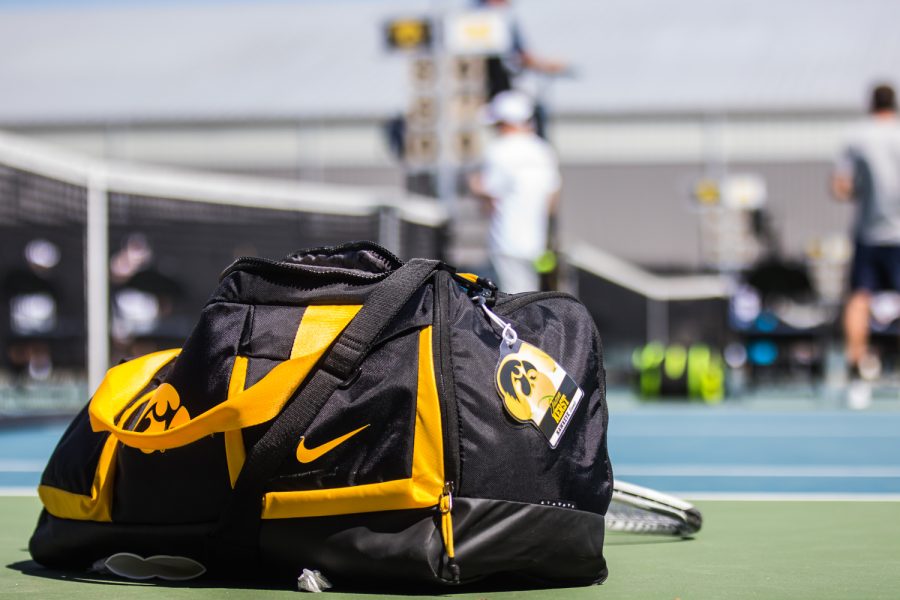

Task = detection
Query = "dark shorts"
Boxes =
[850,242,900,292]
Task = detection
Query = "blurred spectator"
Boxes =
[831,83,900,379]
[476,0,568,100]
[468,91,561,293]
[111,233,184,359]
[2,239,61,382]
[477,0,568,139]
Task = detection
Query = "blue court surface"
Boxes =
[3,404,900,497]
[609,406,900,496]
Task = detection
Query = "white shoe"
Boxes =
[847,380,872,410]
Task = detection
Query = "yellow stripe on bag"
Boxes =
[38,433,118,522]
[89,305,362,452]
[291,305,363,359]
[261,325,444,518]
[224,356,249,487]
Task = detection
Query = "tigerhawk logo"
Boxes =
[134,383,190,454]
[496,348,558,423]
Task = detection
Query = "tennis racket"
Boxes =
[607,480,702,537]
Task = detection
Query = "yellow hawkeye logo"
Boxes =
[296,424,370,464]
[134,383,190,455]
[497,358,556,422]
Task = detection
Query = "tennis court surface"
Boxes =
[3,406,899,599]
[3,497,898,599]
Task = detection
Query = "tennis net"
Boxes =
[0,130,448,391]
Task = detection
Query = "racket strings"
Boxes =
[606,500,686,534]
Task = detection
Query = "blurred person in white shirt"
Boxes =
[469,90,561,293]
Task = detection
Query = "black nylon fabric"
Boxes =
[38,404,109,497]
[238,286,433,475]
[267,327,422,491]
[259,497,607,585]
[450,497,607,585]
[107,300,249,523]
[112,436,231,524]
[30,498,605,586]
[211,263,387,308]
[446,280,611,514]
[29,509,213,571]
[240,304,304,360]
[162,302,249,415]
[243,356,282,388]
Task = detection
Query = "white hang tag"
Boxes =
[475,298,584,448]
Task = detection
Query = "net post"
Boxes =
[378,205,401,256]
[86,169,109,392]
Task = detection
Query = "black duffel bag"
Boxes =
[30,241,612,587]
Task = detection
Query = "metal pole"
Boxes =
[432,1,457,214]
[703,113,729,272]
[86,169,109,392]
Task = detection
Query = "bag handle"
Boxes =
[210,258,442,570]
[88,348,181,430]
[88,306,363,452]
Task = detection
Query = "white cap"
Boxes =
[484,90,534,125]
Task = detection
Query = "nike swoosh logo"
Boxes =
[296,424,370,464]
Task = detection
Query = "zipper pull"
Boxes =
[473,296,518,349]
[448,270,498,303]
[439,482,460,583]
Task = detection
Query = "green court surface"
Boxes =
[2,497,898,599]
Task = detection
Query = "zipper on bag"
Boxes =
[438,482,460,583]
[431,278,515,584]
[432,270,462,582]
[433,270,461,486]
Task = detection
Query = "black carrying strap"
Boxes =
[210,258,441,570]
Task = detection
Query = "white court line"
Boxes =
[0,460,46,472]
[615,465,900,477]
[680,492,900,501]
[0,487,37,496]
[614,430,900,438]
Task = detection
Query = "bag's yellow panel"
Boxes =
[261,326,444,518]
[224,355,249,488]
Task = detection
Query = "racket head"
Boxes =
[607,480,703,537]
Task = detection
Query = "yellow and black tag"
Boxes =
[495,340,584,448]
